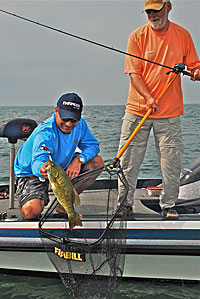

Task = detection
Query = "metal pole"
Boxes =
[9,143,15,209]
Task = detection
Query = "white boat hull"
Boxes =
[1,246,200,281]
[0,218,200,281]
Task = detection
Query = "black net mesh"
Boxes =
[39,164,128,299]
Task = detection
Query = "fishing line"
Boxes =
[0,8,191,75]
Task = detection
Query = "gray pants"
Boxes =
[118,112,184,210]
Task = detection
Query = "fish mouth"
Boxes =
[44,160,51,169]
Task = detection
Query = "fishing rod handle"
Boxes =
[182,70,193,77]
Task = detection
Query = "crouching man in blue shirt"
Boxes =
[14,92,104,219]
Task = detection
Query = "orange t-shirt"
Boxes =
[125,22,200,118]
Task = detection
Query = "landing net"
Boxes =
[39,163,128,299]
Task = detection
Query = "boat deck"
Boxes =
[1,186,200,222]
[0,183,160,221]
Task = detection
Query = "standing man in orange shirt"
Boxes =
[117,0,200,219]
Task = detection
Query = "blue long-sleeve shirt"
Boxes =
[14,114,100,177]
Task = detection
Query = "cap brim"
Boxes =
[143,3,165,13]
[59,108,81,121]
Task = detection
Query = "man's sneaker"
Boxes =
[162,207,179,219]
[114,205,134,217]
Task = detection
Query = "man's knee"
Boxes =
[93,155,104,168]
[85,155,104,170]
[21,198,45,219]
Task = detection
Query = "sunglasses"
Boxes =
[146,2,166,14]
[61,118,78,123]
[57,108,78,123]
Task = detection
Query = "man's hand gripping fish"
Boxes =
[45,159,82,230]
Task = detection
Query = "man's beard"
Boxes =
[149,14,167,30]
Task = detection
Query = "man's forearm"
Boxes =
[130,73,152,100]
[130,73,158,112]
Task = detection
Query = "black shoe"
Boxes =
[115,206,134,217]
[162,207,179,219]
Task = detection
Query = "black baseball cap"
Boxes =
[57,93,83,121]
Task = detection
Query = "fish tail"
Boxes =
[75,213,83,227]
[69,213,83,230]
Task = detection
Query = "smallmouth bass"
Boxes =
[46,160,82,230]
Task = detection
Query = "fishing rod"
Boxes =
[0,8,193,76]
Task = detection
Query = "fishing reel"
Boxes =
[166,63,192,77]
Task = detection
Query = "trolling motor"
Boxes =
[0,119,37,208]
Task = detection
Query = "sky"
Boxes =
[0,0,199,106]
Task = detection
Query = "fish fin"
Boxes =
[69,213,83,230]
[73,189,81,207]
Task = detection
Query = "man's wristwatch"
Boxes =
[77,156,85,164]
